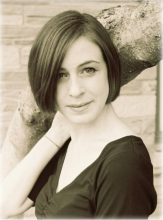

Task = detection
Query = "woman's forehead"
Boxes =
[61,36,104,69]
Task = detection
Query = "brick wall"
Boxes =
[114,67,157,155]
[0,0,158,157]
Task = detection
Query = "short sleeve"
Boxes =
[94,152,157,219]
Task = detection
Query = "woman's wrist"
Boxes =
[45,128,64,148]
[44,135,60,150]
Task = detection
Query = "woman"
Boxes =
[1,10,157,219]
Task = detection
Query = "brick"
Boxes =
[1,26,41,38]
[20,46,32,65]
[1,15,23,25]
[1,90,22,102]
[1,97,19,106]
[0,39,13,45]
[141,80,156,94]
[121,79,157,96]
[113,95,156,117]
[1,4,23,15]
[2,1,49,5]
[121,116,155,134]
[14,39,34,45]
[121,117,142,134]
[1,102,18,112]
[24,3,114,18]
[1,66,28,73]
[1,72,28,82]
[1,46,20,69]
[21,57,29,66]
[19,66,28,72]
[24,1,139,19]
[154,143,162,152]
[121,117,144,134]
[142,117,156,133]
[25,16,52,26]
[0,111,17,123]
[153,174,162,187]
[148,149,155,163]
[136,66,157,80]
[145,144,156,152]
[120,80,141,95]
[0,124,11,148]
[0,82,28,90]
[153,151,163,168]
[1,107,17,117]
[140,132,155,146]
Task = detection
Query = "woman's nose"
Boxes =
[68,77,85,97]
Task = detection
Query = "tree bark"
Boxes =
[1,0,163,178]
[96,0,163,85]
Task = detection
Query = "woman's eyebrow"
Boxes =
[78,60,100,68]
[60,60,100,71]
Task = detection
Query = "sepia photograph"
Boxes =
[0,0,162,219]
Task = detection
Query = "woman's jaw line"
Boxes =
[63,103,115,143]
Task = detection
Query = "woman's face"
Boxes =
[55,36,109,124]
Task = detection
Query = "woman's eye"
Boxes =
[83,68,96,74]
[58,73,68,78]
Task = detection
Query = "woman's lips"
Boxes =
[67,101,92,108]
[67,101,92,112]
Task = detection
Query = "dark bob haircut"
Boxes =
[28,10,121,113]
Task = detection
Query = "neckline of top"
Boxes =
[55,135,142,194]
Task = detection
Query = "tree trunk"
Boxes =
[96,0,163,85]
[1,0,163,178]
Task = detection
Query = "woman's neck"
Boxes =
[67,103,119,145]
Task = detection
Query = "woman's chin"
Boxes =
[65,113,97,125]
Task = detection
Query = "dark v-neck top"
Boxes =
[28,136,157,219]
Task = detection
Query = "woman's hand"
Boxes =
[46,111,70,148]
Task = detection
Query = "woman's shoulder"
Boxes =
[101,115,152,162]
[95,136,154,196]
[95,135,157,218]
[98,135,152,172]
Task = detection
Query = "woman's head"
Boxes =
[28,10,121,113]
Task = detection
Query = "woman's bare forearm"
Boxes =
[0,128,63,218]
[0,112,70,218]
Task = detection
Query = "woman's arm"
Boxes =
[0,112,70,218]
